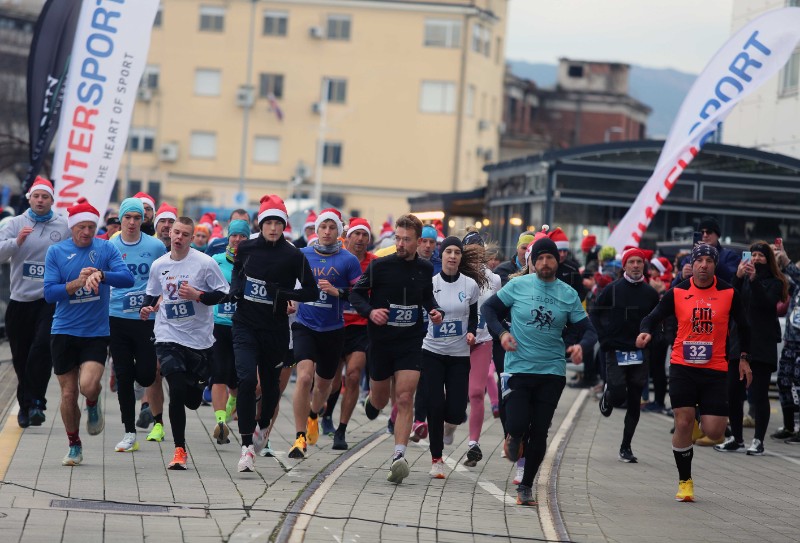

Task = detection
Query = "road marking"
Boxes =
[0,404,22,480]
[765,449,800,466]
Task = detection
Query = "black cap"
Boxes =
[528,237,559,263]
[698,216,721,236]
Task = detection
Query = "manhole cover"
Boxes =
[50,499,171,514]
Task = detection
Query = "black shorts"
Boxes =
[342,325,369,356]
[292,323,345,380]
[669,363,728,416]
[368,337,423,382]
[283,348,296,369]
[51,334,109,376]
[155,342,213,390]
[212,324,238,388]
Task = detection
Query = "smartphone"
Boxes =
[742,251,751,262]
[775,237,783,248]
[692,231,703,245]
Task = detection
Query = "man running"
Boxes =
[637,243,751,502]
[140,217,229,470]
[44,200,135,466]
[0,177,69,428]
[349,214,443,484]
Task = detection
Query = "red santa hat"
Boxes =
[307,232,319,245]
[26,176,54,198]
[284,222,294,240]
[315,207,344,236]
[154,202,178,224]
[347,217,372,238]
[548,227,569,250]
[379,221,393,240]
[198,212,216,231]
[303,210,317,230]
[134,191,156,211]
[650,256,673,275]
[67,199,100,228]
[581,234,597,253]
[257,194,288,226]
[621,247,647,267]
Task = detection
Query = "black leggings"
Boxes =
[504,373,566,487]
[110,317,157,432]
[727,360,772,442]
[605,351,649,448]
[165,372,203,448]
[492,339,507,433]
[422,350,470,459]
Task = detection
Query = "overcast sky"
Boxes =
[506,0,734,74]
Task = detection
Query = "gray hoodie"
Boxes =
[0,212,70,302]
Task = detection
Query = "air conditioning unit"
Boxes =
[236,85,255,108]
[483,148,494,162]
[478,119,490,131]
[311,102,323,115]
[137,87,152,102]
[309,26,325,39]
[159,142,178,162]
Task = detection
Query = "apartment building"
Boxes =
[124,0,507,224]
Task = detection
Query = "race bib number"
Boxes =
[217,301,237,318]
[682,341,712,364]
[69,286,99,304]
[244,276,273,304]
[306,289,333,308]
[124,291,146,313]
[165,301,196,320]
[387,304,418,327]
[477,312,486,330]
[423,308,429,324]
[22,261,45,281]
[432,320,463,338]
[615,349,644,366]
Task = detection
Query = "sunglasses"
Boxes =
[700,229,716,235]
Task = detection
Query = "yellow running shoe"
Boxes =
[675,479,694,502]
[288,435,307,459]
[306,416,319,445]
[147,422,165,442]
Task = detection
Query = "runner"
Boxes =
[44,200,135,466]
[140,217,229,470]
[108,198,167,452]
[349,214,444,484]
[0,177,69,428]
[637,243,751,502]
[230,195,318,472]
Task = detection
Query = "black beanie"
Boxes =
[528,237,559,263]
[439,236,463,255]
[698,216,721,236]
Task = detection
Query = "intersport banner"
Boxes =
[23,0,82,197]
[51,0,160,214]
[606,7,800,252]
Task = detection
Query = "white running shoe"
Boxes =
[115,432,139,452]
[429,459,447,479]
[252,424,269,455]
[387,455,410,484]
[443,422,457,445]
[86,394,104,436]
[238,445,255,472]
[259,439,275,457]
[512,464,525,485]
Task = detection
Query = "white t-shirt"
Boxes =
[146,248,230,350]
[423,273,480,357]
[476,267,501,344]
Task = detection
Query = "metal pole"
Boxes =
[237,0,257,206]
[313,77,329,213]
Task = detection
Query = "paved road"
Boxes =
[0,349,799,543]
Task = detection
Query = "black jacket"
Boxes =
[731,270,783,367]
[590,277,660,352]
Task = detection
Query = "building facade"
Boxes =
[123,0,507,224]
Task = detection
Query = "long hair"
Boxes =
[751,240,789,302]
[460,245,489,289]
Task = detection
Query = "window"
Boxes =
[326,78,347,103]
[323,142,342,166]
[424,19,461,48]
[263,11,287,36]
[154,5,163,28]
[194,69,221,96]
[466,85,475,117]
[148,182,161,204]
[471,24,490,56]
[199,5,225,32]
[142,65,160,90]
[190,131,217,159]
[495,37,503,64]
[253,136,281,163]
[259,73,284,99]
[327,14,351,40]
[568,64,584,78]
[780,49,800,96]
[128,128,156,152]
[128,180,142,196]
[420,81,456,114]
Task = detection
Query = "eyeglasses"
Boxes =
[700,229,716,235]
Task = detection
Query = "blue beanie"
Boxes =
[119,197,144,219]
[421,225,438,240]
[228,219,250,238]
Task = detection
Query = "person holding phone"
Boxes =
[672,217,740,286]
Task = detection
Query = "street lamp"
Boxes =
[604,126,624,143]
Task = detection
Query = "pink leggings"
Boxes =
[468,341,495,442]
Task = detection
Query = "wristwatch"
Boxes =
[739,353,750,361]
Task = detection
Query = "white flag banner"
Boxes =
[51,0,160,215]
[607,7,800,251]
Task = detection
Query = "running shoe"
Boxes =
[598,386,613,417]
[463,443,483,467]
[363,396,380,420]
[136,405,154,429]
[321,416,335,437]
[253,424,269,454]
[259,440,274,458]
[86,395,104,436]
[332,429,348,451]
[512,463,525,485]
[675,479,694,502]
[618,446,637,463]
[168,447,188,470]
[62,445,83,466]
[28,401,46,427]
[115,432,139,452]
[770,427,795,440]
[746,438,765,456]
[288,435,308,459]
[785,434,800,445]
[409,421,428,442]
[225,397,237,423]
[146,422,165,442]
[306,416,320,445]
[429,458,446,479]
[504,435,524,463]
[201,385,212,406]
[694,434,724,447]
[213,421,230,445]
[713,436,745,453]
[442,422,457,445]
[17,408,30,429]
[516,484,537,506]
[238,445,255,472]
[387,454,410,484]
[386,418,395,435]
